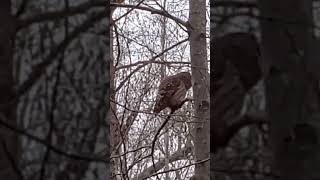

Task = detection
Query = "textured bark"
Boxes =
[110,1,125,179]
[259,0,320,179]
[0,1,20,179]
[189,0,210,179]
[106,2,111,178]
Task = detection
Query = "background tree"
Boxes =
[0,1,108,179]
[212,0,320,179]
[259,0,320,179]
[189,0,210,179]
[0,1,19,179]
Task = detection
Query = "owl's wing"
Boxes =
[169,81,187,107]
[154,76,184,113]
[158,76,182,96]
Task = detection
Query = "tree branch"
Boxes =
[0,112,107,163]
[135,145,192,180]
[110,3,188,28]
[212,111,267,153]
[16,0,107,30]
[0,11,107,110]
[115,38,189,92]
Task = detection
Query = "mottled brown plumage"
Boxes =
[154,72,192,114]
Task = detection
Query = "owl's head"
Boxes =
[176,72,192,89]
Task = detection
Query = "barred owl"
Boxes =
[154,72,192,114]
[211,32,261,153]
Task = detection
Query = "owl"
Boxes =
[211,32,261,153]
[154,72,192,114]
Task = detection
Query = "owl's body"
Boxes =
[154,72,192,113]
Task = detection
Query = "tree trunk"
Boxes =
[110,1,125,179]
[189,0,210,179]
[0,1,20,180]
[259,0,320,179]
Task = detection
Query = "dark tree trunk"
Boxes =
[0,1,20,179]
[259,0,320,179]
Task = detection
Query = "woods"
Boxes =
[212,0,320,180]
[0,1,108,179]
[110,0,209,179]
[0,0,319,179]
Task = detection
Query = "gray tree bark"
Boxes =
[259,0,320,179]
[189,0,210,179]
[110,1,126,179]
[0,1,20,180]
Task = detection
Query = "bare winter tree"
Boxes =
[0,1,20,179]
[189,0,210,179]
[212,0,320,179]
[259,0,320,179]
[0,1,108,179]
[110,0,210,179]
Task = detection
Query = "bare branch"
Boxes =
[16,0,107,30]
[135,145,192,180]
[144,158,209,180]
[0,112,107,163]
[0,11,107,110]
[115,38,189,92]
[110,2,188,28]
